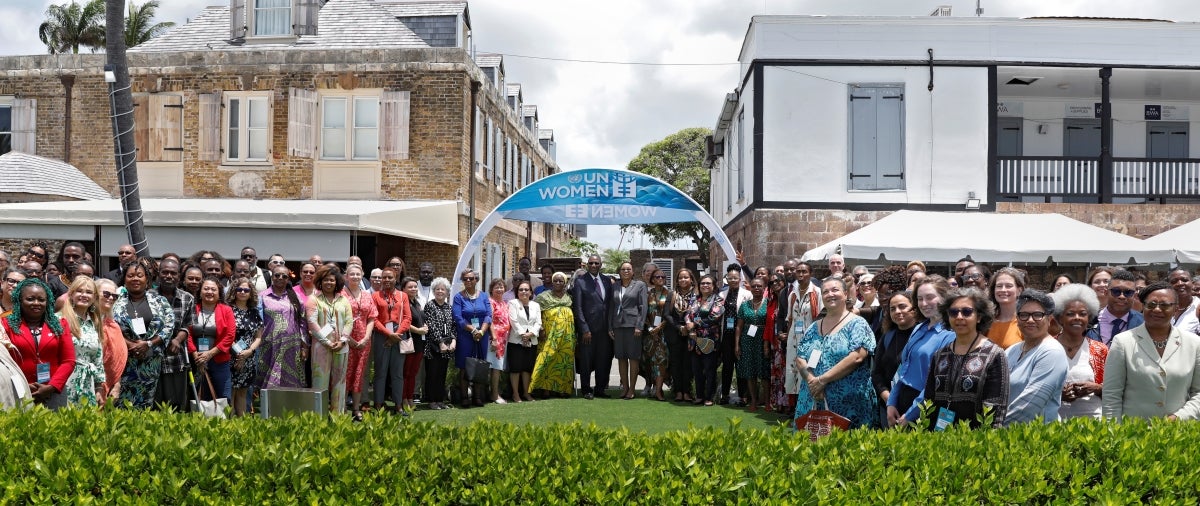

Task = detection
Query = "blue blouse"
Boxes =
[888,320,955,422]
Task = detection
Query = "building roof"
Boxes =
[506,83,522,97]
[538,129,554,140]
[132,0,427,53]
[474,52,502,68]
[522,104,537,117]
[0,152,111,200]
[377,1,467,18]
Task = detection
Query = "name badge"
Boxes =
[318,323,334,340]
[232,341,247,355]
[934,407,956,431]
[386,322,397,333]
[653,315,662,327]
[726,317,735,330]
[471,318,480,328]
[36,363,51,384]
[131,317,147,336]
[198,338,212,353]
[806,349,822,370]
[793,320,804,335]
[747,325,758,337]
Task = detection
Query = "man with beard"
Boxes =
[155,257,195,412]
[417,262,435,309]
[48,242,87,299]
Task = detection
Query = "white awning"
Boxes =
[800,210,1172,265]
[1144,219,1200,264]
[0,198,460,261]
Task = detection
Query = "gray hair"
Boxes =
[1050,283,1100,318]
[430,277,451,292]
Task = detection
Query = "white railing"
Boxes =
[1113,159,1200,197]
[997,157,1098,196]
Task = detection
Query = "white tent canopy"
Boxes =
[1144,218,1200,264]
[800,210,1172,265]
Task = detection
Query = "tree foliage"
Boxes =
[123,0,174,48]
[621,127,713,266]
[599,248,629,275]
[561,238,599,259]
[39,0,106,54]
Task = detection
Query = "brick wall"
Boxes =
[995,202,1200,239]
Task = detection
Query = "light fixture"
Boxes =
[965,191,981,210]
[1004,76,1041,86]
[103,64,116,83]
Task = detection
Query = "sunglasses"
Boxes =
[27,251,45,258]
[234,287,252,294]
[272,273,290,279]
[269,260,285,265]
[948,307,976,318]
[587,262,601,266]
[101,291,118,300]
[1108,288,1136,298]
[699,281,714,286]
[1016,311,1048,322]
[963,274,983,281]
[463,277,478,281]
[652,274,665,279]
[241,254,256,260]
[1144,301,1176,311]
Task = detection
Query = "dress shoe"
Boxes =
[583,393,594,400]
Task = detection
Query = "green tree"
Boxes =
[561,237,599,259]
[599,248,629,275]
[39,0,106,54]
[621,127,713,266]
[123,0,174,48]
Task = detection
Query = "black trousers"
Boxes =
[156,371,190,412]
[575,324,613,394]
[423,354,450,403]
[719,326,748,401]
[666,328,692,395]
[692,350,719,402]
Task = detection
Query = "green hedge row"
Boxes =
[1,407,1198,504]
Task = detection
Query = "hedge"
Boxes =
[1,407,1198,504]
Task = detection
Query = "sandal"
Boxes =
[704,400,714,407]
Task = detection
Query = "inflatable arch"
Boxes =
[452,168,737,289]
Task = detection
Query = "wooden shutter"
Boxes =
[11,98,36,154]
[198,92,222,161]
[380,90,410,160]
[288,87,317,158]
[153,94,184,162]
[292,0,320,36]
[133,94,150,161]
[230,0,247,38]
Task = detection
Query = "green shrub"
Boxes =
[0,407,1197,504]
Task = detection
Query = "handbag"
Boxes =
[794,400,850,441]
[693,336,716,354]
[464,357,490,384]
[398,334,415,354]
[438,336,457,353]
[190,370,229,419]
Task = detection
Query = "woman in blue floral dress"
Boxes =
[793,276,878,429]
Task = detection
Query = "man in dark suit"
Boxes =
[104,244,137,282]
[573,254,613,399]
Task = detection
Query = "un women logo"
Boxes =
[612,173,637,198]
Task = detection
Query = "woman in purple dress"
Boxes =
[259,265,308,388]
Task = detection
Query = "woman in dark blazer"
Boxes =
[609,262,648,400]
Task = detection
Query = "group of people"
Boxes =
[3,243,1200,432]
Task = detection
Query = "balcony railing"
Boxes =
[997,156,1200,199]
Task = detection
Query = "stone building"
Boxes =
[0,0,572,278]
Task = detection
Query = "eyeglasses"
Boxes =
[269,260,285,265]
[272,273,290,279]
[27,250,45,259]
[699,281,714,286]
[857,281,872,287]
[4,278,20,285]
[388,262,403,267]
[241,254,256,260]
[963,274,982,281]
[101,291,118,300]
[948,307,976,318]
[1016,311,1049,322]
[463,277,478,281]
[1144,301,1177,311]
[653,274,665,279]
[1108,288,1136,298]
[517,288,531,292]
[234,287,251,294]
[587,261,601,266]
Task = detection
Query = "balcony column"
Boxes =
[1099,67,1113,203]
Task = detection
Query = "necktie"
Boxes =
[594,276,604,299]
[1110,318,1125,341]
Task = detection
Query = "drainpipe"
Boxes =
[1099,67,1113,204]
[469,80,480,236]
[59,74,74,162]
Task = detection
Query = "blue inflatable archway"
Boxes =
[452,167,737,289]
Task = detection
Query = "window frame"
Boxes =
[847,83,906,191]
[318,92,381,162]
[223,91,273,165]
[248,0,293,38]
[0,96,12,156]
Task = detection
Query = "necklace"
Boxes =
[820,310,850,336]
[954,333,982,355]
[1150,335,1170,349]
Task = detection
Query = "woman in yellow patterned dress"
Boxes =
[530,272,575,397]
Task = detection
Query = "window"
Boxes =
[132,93,183,162]
[321,96,379,161]
[224,93,270,163]
[848,84,905,190]
[232,0,318,39]
[474,107,483,176]
[736,109,745,200]
[0,99,10,155]
[0,97,35,155]
[253,0,291,36]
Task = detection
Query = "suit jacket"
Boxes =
[1085,309,1144,344]
[609,280,648,330]
[1102,325,1200,420]
[508,299,542,345]
[572,272,613,337]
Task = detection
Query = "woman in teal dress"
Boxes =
[115,259,175,409]
[793,276,878,429]
[735,277,770,411]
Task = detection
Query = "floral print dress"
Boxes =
[230,306,263,389]
[115,292,175,409]
[64,319,103,406]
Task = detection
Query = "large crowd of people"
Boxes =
[1,243,1199,431]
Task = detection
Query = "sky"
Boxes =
[3,0,1196,251]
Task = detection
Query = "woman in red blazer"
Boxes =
[2,279,75,409]
[187,277,236,401]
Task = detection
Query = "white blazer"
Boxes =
[1103,325,1200,420]
[507,299,542,345]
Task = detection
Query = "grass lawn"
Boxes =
[408,390,792,435]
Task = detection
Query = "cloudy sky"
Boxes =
[2,0,1193,250]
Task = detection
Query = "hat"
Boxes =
[858,273,875,284]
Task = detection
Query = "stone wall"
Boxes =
[995,202,1200,239]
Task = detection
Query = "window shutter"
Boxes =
[292,0,320,36]
[230,0,247,39]
[288,87,317,158]
[198,92,222,161]
[133,94,149,161]
[154,94,184,162]
[380,90,410,160]
[848,88,877,190]
[875,88,905,190]
[11,98,36,154]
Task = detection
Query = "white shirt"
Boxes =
[417,283,433,309]
[1171,297,1200,335]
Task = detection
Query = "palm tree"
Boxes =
[124,0,174,48]
[38,0,106,54]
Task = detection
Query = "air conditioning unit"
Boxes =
[705,136,724,165]
[652,258,675,287]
